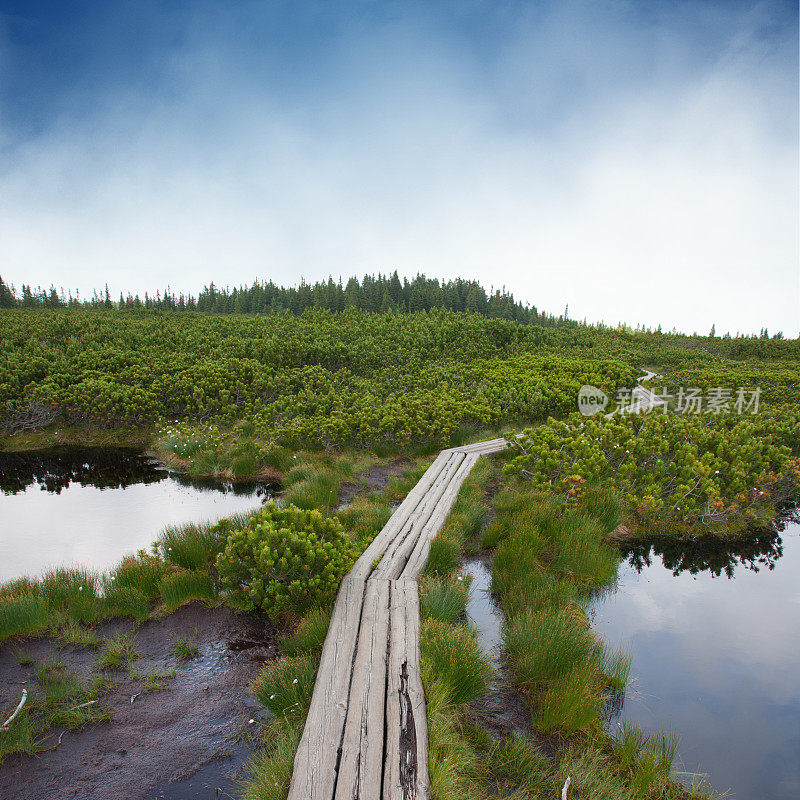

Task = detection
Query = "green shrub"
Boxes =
[0,594,49,642]
[252,653,319,719]
[216,504,355,618]
[159,570,216,611]
[280,607,331,656]
[421,618,492,707]
[420,575,470,625]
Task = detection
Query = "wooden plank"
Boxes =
[288,454,450,800]
[383,578,429,800]
[401,452,478,581]
[372,453,465,581]
[334,578,391,800]
[288,572,368,800]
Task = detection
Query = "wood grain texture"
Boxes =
[288,441,502,800]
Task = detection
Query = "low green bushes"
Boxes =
[216,503,356,619]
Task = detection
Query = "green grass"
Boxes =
[101,584,151,622]
[0,593,49,642]
[503,606,602,690]
[155,521,226,571]
[252,653,319,720]
[283,461,342,510]
[280,607,331,657]
[336,496,392,547]
[158,569,216,611]
[171,635,200,660]
[535,664,603,734]
[420,574,470,625]
[108,552,169,600]
[420,618,492,707]
[604,646,632,690]
[129,665,176,693]
[56,620,101,649]
[96,633,139,670]
[239,718,304,800]
[40,568,101,624]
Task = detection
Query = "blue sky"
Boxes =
[0,1,797,333]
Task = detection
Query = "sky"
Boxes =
[0,0,797,335]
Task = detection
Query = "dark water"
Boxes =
[591,522,800,800]
[0,448,271,582]
[463,557,503,653]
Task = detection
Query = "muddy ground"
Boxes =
[338,458,411,505]
[0,603,277,800]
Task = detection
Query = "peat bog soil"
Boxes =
[0,603,277,800]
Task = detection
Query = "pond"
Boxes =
[0,448,272,583]
[591,521,800,800]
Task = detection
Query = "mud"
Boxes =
[0,603,277,800]
[338,458,410,505]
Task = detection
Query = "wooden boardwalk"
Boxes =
[287,439,508,800]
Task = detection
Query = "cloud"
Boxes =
[0,0,796,333]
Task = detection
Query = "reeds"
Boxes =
[421,618,492,706]
[420,574,470,625]
[280,607,331,657]
[252,652,319,720]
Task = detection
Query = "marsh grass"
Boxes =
[425,534,461,577]
[56,620,101,650]
[604,646,632,690]
[0,593,49,642]
[158,569,216,611]
[535,664,604,734]
[420,619,491,707]
[108,552,169,600]
[420,574,470,625]
[239,718,304,800]
[503,607,602,689]
[40,568,101,624]
[336,496,392,547]
[283,461,341,510]
[252,653,319,720]
[171,635,200,660]
[129,665,176,693]
[101,584,151,622]
[156,521,225,570]
[97,633,138,670]
[280,607,331,657]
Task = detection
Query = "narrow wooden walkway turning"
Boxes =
[288,439,508,800]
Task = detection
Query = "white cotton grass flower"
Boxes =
[292,678,298,684]
[270,694,275,699]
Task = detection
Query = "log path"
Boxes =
[287,439,508,800]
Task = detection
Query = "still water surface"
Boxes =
[0,448,270,582]
[591,522,800,800]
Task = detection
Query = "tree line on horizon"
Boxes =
[0,271,791,340]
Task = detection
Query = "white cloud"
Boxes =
[0,1,795,333]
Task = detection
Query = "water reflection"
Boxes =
[620,529,785,578]
[0,448,273,582]
[592,523,800,800]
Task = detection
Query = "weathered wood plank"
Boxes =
[288,442,501,800]
[401,452,478,581]
[372,453,465,581]
[334,578,391,800]
[383,578,429,800]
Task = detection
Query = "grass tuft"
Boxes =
[421,618,491,707]
[420,574,470,625]
[252,653,319,720]
[280,608,331,657]
[0,593,49,642]
[158,569,216,611]
[96,633,139,670]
